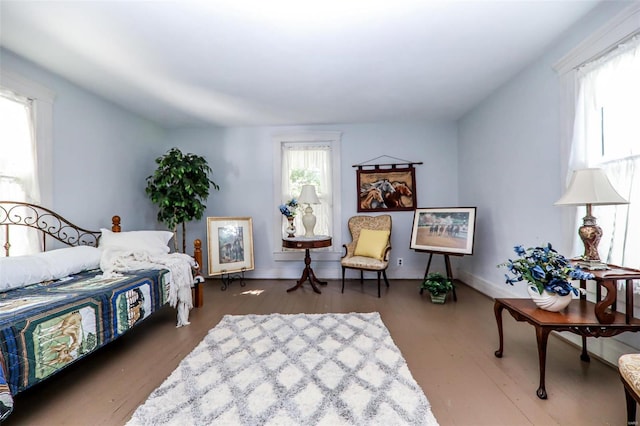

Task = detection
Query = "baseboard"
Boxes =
[242,264,426,280]
[456,269,522,299]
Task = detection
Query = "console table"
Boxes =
[282,236,332,294]
[494,264,640,399]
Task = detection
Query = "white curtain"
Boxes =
[281,143,332,237]
[568,36,640,267]
[0,89,41,255]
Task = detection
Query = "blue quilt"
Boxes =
[0,268,169,421]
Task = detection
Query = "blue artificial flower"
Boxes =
[569,267,594,281]
[545,278,572,296]
[498,243,594,296]
[530,265,546,281]
[504,274,521,285]
[279,198,300,218]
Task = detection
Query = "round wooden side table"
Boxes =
[282,236,332,294]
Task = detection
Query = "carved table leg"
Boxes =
[595,279,616,324]
[580,336,590,362]
[286,249,321,294]
[308,267,328,287]
[494,300,505,358]
[535,326,552,399]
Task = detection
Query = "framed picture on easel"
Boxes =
[410,207,477,255]
[207,217,254,276]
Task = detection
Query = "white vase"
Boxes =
[285,217,296,238]
[527,285,573,312]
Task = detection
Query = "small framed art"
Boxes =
[207,217,254,276]
[410,207,477,255]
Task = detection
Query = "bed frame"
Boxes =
[0,201,204,307]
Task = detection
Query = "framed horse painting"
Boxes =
[357,167,417,212]
[410,207,477,255]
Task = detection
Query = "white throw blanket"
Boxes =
[99,249,196,327]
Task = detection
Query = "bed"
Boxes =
[0,202,204,421]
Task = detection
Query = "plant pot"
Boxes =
[527,285,572,312]
[430,293,447,304]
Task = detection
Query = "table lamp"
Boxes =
[298,184,320,237]
[554,168,628,269]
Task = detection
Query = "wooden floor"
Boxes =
[5,278,627,425]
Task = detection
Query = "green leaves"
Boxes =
[420,272,453,296]
[145,147,219,251]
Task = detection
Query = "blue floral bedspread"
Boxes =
[0,268,169,421]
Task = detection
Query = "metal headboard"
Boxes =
[0,201,119,256]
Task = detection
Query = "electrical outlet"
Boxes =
[397,258,403,266]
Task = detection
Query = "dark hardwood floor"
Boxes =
[5,278,627,425]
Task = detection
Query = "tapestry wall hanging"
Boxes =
[355,156,421,213]
[353,155,422,213]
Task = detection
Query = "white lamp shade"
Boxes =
[554,168,628,206]
[298,185,320,204]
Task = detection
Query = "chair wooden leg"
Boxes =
[341,267,346,294]
[383,270,390,288]
[360,270,364,284]
[624,381,638,425]
[377,271,381,298]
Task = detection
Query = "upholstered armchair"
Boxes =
[341,215,392,298]
[619,354,640,424]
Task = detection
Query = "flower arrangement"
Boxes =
[499,243,594,296]
[278,198,299,218]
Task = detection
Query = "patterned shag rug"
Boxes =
[127,312,439,426]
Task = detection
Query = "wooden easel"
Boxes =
[418,251,461,301]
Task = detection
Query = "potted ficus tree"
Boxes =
[420,272,453,304]
[145,147,219,253]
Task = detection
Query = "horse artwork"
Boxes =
[356,167,417,212]
[410,207,477,255]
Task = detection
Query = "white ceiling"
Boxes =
[0,0,600,128]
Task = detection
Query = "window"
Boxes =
[0,90,38,202]
[569,35,640,267]
[273,132,342,260]
[0,69,54,255]
[282,143,331,236]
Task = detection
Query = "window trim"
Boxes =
[553,2,640,75]
[0,68,55,206]
[272,131,342,261]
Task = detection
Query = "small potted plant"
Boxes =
[420,272,453,304]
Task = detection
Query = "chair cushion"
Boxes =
[341,255,388,270]
[354,229,390,260]
[619,354,640,393]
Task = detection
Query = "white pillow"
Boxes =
[0,246,103,293]
[99,228,173,255]
[0,255,52,293]
[33,246,102,279]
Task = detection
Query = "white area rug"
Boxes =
[127,312,439,425]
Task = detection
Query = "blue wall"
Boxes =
[1,48,167,231]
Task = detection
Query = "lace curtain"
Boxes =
[281,143,332,237]
[0,89,41,255]
[568,36,640,267]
